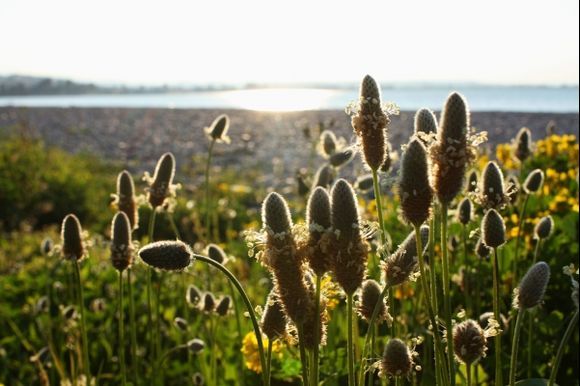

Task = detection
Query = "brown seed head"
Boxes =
[399,139,433,226]
[514,127,532,162]
[380,141,394,173]
[384,226,429,286]
[452,319,487,365]
[481,209,506,249]
[192,372,204,386]
[457,198,472,225]
[305,187,332,275]
[41,237,53,256]
[312,164,335,190]
[205,114,230,142]
[414,108,438,140]
[467,170,478,193]
[523,169,544,194]
[507,175,520,204]
[514,261,550,309]
[380,338,413,378]
[61,214,85,261]
[187,338,206,354]
[357,279,388,323]
[207,244,228,265]
[148,152,176,208]
[215,296,231,316]
[329,147,355,168]
[174,317,188,331]
[479,161,509,209]
[138,240,192,271]
[320,130,338,157]
[110,212,134,272]
[116,170,138,229]
[186,285,202,306]
[475,238,492,259]
[355,174,375,192]
[201,292,216,313]
[534,215,554,240]
[262,192,293,235]
[261,290,288,340]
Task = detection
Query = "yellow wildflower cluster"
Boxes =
[241,332,283,373]
[543,168,579,213]
[496,143,518,170]
[536,134,579,162]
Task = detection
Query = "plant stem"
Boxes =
[191,254,268,386]
[266,339,273,386]
[513,194,530,283]
[167,211,181,240]
[440,203,455,385]
[492,248,503,386]
[311,274,322,386]
[297,323,309,386]
[429,209,439,313]
[527,239,542,378]
[205,139,216,240]
[509,308,524,386]
[346,293,355,386]
[147,210,157,363]
[466,363,472,386]
[548,309,579,386]
[127,269,139,385]
[118,272,127,386]
[371,169,387,248]
[155,272,162,382]
[462,224,471,314]
[73,259,91,385]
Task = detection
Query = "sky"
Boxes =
[1,0,578,86]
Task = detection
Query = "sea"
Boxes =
[0,86,577,113]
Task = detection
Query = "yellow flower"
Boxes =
[321,274,342,311]
[496,143,517,170]
[241,332,283,373]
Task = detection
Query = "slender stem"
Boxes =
[548,310,579,386]
[367,325,376,386]
[155,272,162,381]
[462,224,471,314]
[527,239,542,378]
[371,169,387,247]
[205,139,216,240]
[297,323,310,386]
[311,275,322,386]
[118,272,127,386]
[167,211,181,240]
[191,254,268,386]
[147,210,157,363]
[127,269,139,386]
[347,294,355,386]
[429,210,439,313]
[148,210,157,243]
[509,308,524,386]
[513,194,530,282]
[440,203,455,385]
[210,316,217,386]
[492,248,503,386]
[73,259,91,384]
[466,363,472,386]
[266,339,273,386]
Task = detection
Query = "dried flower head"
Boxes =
[138,240,193,271]
[174,317,188,331]
[563,264,579,310]
[475,238,492,259]
[477,161,511,210]
[192,372,204,386]
[186,284,202,306]
[414,108,438,144]
[312,164,335,190]
[506,175,520,204]
[347,75,398,171]
[329,147,355,168]
[383,226,429,286]
[481,209,506,249]
[215,296,231,316]
[452,319,488,365]
[514,127,532,163]
[380,338,414,378]
[399,138,433,226]
[319,130,338,157]
[112,170,138,230]
[534,215,554,240]
[304,187,333,276]
[355,174,375,192]
[357,279,390,323]
[204,114,230,143]
[110,212,134,272]
[523,169,545,194]
[431,92,484,204]
[207,244,228,265]
[201,292,216,313]
[330,179,369,295]
[144,152,180,209]
[301,280,329,349]
[513,261,550,309]
[380,141,396,173]
[61,214,86,261]
[296,171,310,197]
[457,198,472,225]
[261,290,288,340]
[40,237,53,256]
[187,338,206,354]
[467,170,478,193]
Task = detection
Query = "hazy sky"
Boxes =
[2,0,578,85]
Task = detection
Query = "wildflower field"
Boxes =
[0,78,578,386]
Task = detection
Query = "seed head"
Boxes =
[186,285,202,306]
[215,296,231,316]
[61,214,86,261]
[507,175,520,204]
[204,114,230,143]
[147,152,176,208]
[110,212,134,272]
[187,338,206,354]
[514,261,550,309]
[399,139,433,226]
[114,170,138,230]
[514,127,532,162]
[357,279,389,323]
[351,75,389,171]
[330,179,368,295]
[355,174,375,192]
[261,290,288,340]
[475,238,492,259]
[384,226,429,286]
[174,317,188,331]
[431,92,471,204]
[296,172,310,197]
[138,240,193,271]
[312,164,335,190]
[40,237,53,256]
[467,170,478,193]
[523,169,544,194]
[201,292,216,313]
[320,130,338,157]
[414,108,438,142]
[380,338,413,378]
[481,209,506,249]
[380,141,395,173]
[305,187,332,275]
[479,161,509,209]
[207,244,228,265]
[452,319,487,365]
[534,215,554,240]
[457,198,472,225]
[192,372,204,386]
[262,192,293,236]
[329,147,355,168]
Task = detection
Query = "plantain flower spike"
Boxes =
[144,152,180,209]
[110,212,134,272]
[513,261,550,309]
[481,209,506,249]
[61,214,87,261]
[204,114,231,143]
[399,138,433,226]
[112,170,139,230]
[514,127,532,163]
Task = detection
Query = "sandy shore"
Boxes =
[1,107,578,184]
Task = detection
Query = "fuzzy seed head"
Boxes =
[475,238,492,259]
[110,212,134,271]
[41,237,53,256]
[215,296,231,316]
[207,244,228,265]
[201,292,216,313]
[358,280,388,323]
[399,139,433,226]
[312,164,335,190]
[380,141,394,173]
[186,285,202,306]
[138,240,192,271]
[414,108,438,138]
[192,372,204,386]
[355,174,375,192]
[320,130,338,157]
[514,261,550,309]
[261,290,288,340]
[116,170,138,229]
[467,170,478,193]
[507,175,520,204]
[187,338,205,354]
[329,147,355,168]
[481,209,506,248]
[452,319,487,365]
[457,198,472,225]
[306,187,332,275]
[205,114,230,142]
[480,161,509,209]
[262,192,293,235]
[384,226,429,286]
[534,215,554,240]
[523,169,545,194]
[440,92,469,142]
[174,317,188,331]
[331,179,360,242]
[514,127,532,162]
[148,152,176,208]
[61,214,85,261]
[380,338,413,378]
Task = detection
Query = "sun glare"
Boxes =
[222,88,340,112]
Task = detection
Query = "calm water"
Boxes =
[0,86,577,112]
